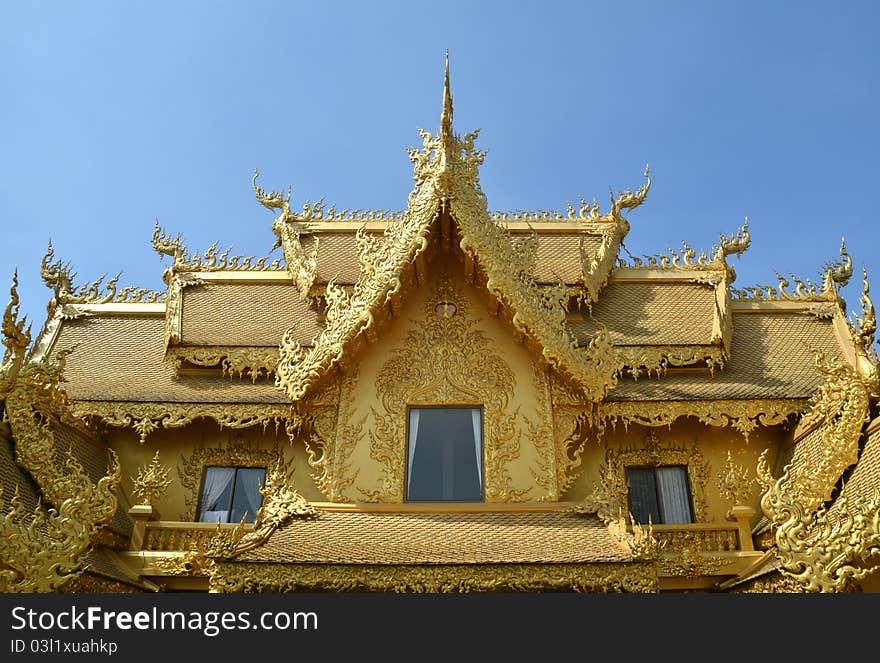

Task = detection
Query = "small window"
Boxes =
[196,466,266,523]
[406,406,483,502]
[625,465,693,525]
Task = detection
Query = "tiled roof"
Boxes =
[180,282,322,347]
[300,230,606,285]
[82,548,145,588]
[571,281,717,346]
[831,419,880,519]
[530,233,603,284]
[606,312,844,401]
[236,510,633,564]
[50,315,286,403]
[299,232,366,284]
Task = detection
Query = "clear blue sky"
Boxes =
[2,1,878,336]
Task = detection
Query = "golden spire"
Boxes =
[440,50,454,150]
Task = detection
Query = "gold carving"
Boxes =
[616,344,727,379]
[71,401,290,444]
[850,266,879,383]
[162,270,202,348]
[166,345,279,382]
[287,365,362,502]
[177,437,281,521]
[790,353,874,509]
[571,493,665,562]
[616,218,749,282]
[598,398,806,440]
[617,240,715,270]
[758,450,880,593]
[151,220,283,272]
[293,366,363,502]
[40,241,164,307]
[155,455,318,574]
[255,169,406,223]
[230,455,319,557]
[365,275,524,502]
[554,408,593,495]
[131,451,172,506]
[658,538,730,577]
[527,363,557,499]
[59,574,144,593]
[716,450,755,509]
[0,274,121,592]
[729,571,809,593]
[275,56,625,404]
[210,561,658,593]
[730,238,852,302]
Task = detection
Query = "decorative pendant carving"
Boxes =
[132,451,172,507]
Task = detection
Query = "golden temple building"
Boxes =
[3,59,880,594]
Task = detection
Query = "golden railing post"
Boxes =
[128,504,158,551]
[729,506,756,552]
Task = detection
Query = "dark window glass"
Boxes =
[626,466,662,525]
[625,465,693,525]
[406,407,482,501]
[197,466,266,524]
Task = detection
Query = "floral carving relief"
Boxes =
[364,275,525,502]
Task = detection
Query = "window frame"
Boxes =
[625,464,695,525]
[404,404,485,503]
[195,464,267,524]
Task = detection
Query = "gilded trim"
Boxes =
[758,450,880,593]
[41,241,165,306]
[272,60,635,404]
[166,345,280,382]
[598,399,807,440]
[71,401,291,444]
[209,561,659,593]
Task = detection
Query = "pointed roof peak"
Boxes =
[440,50,454,145]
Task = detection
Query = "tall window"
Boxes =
[625,465,694,525]
[406,406,483,502]
[196,466,266,523]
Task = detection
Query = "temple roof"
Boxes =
[28,56,864,432]
[293,225,614,287]
[571,279,719,347]
[830,417,880,519]
[234,509,635,565]
[49,314,286,404]
[179,281,321,348]
[606,310,846,402]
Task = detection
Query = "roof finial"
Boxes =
[440,49,454,147]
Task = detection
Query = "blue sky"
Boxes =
[2,1,878,335]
